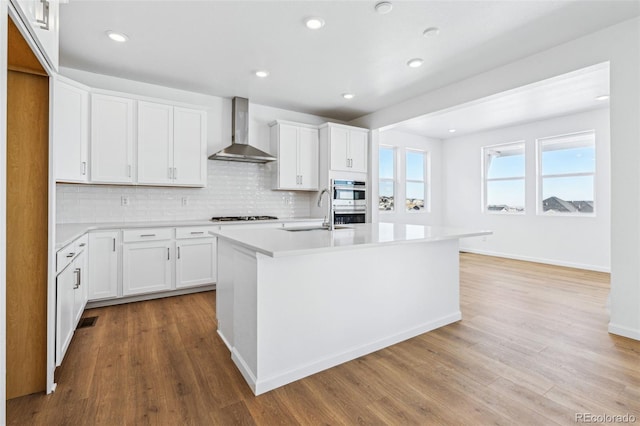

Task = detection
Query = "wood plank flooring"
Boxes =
[7,253,640,425]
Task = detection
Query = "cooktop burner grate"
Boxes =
[210,216,279,222]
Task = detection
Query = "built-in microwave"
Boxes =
[332,180,366,224]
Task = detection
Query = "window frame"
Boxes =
[405,148,429,213]
[378,145,396,213]
[482,141,526,215]
[536,130,596,217]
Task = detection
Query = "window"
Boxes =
[538,131,595,215]
[483,142,525,213]
[406,150,427,212]
[379,146,395,211]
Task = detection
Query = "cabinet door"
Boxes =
[176,238,217,289]
[277,124,299,189]
[137,101,174,185]
[329,126,350,172]
[298,126,319,190]
[88,231,119,301]
[14,0,59,71]
[56,264,76,366]
[91,94,135,183]
[173,107,207,186]
[73,251,88,326]
[348,130,368,173]
[122,241,173,296]
[53,80,89,182]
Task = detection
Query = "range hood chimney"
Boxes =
[208,97,277,163]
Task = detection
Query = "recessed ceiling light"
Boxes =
[423,27,440,37]
[595,95,610,101]
[305,17,325,30]
[255,70,269,78]
[375,2,393,14]
[106,30,128,42]
[448,129,457,133]
[342,93,355,100]
[407,58,424,68]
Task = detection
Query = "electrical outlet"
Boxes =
[182,197,189,206]
[121,196,130,206]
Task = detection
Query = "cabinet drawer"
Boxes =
[176,226,218,239]
[75,234,89,253]
[123,228,173,243]
[56,241,77,273]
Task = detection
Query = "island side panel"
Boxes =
[215,239,234,350]
[254,238,461,395]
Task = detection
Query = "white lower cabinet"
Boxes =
[56,236,89,366]
[122,239,173,296]
[88,231,119,301]
[176,238,217,289]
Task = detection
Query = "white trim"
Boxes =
[460,248,610,273]
[482,141,526,214]
[1,2,8,422]
[608,323,640,341]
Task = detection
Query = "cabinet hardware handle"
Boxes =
[128,165,132,177]
[66,252,76,258]
[36,0,50,30]
[81,162,87,175]
[113,238,116,252]
[190,231,204,235]
[177,246,181,259]
[140,234,156,237]
[73,268,81,289]
[79,243,86,247]
[167,248,170,260]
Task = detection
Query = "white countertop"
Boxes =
[212,223,492,258]
[55,217,324,249]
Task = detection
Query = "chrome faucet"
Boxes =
[317,188,334,231]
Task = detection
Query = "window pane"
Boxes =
[406,151,424,181]
[486,179,525,212]
[541,175,594,213]
[379,180,394,211]
[379,147,394,179]
[541,146,595,175]
[486,150,525,179]
[406,182,425,211]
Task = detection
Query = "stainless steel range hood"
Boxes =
[208,97,277,163]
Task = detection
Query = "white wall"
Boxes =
[372,130,443,226]
[352,17,640,340]
[56,68,335,223]
[443,108,610,272]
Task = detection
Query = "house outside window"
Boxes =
[537,130,596,215]
[379,146,395,211]
[483,141,526,213]
[406,149,427,212]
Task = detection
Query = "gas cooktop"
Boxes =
[210,216,279,222]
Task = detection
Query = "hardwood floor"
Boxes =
[7,253,640,425]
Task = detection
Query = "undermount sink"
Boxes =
[282,226,352,232]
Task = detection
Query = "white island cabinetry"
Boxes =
[213,223,490,395]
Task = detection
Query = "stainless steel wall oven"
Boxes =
[332,180,366,224]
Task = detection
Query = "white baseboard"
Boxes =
[608,323,640,341]
[233,311,461,396]
[460,248,610,273]
[85,284,215,309]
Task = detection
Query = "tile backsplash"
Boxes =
[56,161,314,223]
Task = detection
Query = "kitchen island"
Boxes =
[212,223,490,395]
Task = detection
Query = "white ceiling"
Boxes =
[59,1,639,122]
[387,62,610,139]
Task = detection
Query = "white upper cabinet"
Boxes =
[53,79,89,182]
[173,107,207,186]
[134,102,207,187]
[90,94,135,184]
[270,120,319,191]
[324,123,369,174]
[137,101,174,185]
[14,0,59,71]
